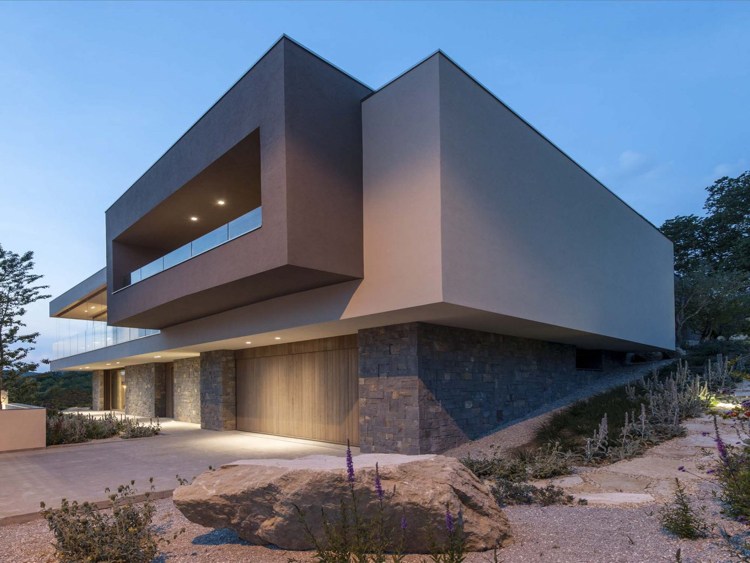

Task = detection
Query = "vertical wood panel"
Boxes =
[236,336,359,445]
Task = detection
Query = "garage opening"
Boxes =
[235,335,359,445]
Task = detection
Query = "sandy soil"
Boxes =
[1,495,745,563]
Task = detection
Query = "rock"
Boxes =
[173,453,510,552]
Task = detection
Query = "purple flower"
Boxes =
[400,514,408,530]
[346,441,355,483]
[715,434,729,464]
[678,466,686,472]
[374,462,384,501]
[445,507,455,533]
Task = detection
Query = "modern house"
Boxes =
[49,37,675,454]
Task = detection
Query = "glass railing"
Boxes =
[52,319,159,360]
[127,206,262,287]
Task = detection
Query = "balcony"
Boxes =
[125,206,262,288]
[52,319,159,360]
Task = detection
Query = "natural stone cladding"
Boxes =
[91,370,104,411]
[173,357,201,424]
[200,350,236,431]
[124,363,166,418]
[359,322,610,454]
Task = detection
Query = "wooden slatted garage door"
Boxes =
[235,335,359,445]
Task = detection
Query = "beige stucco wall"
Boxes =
[0,407,46,452]
[351,55,443,316]
[436,56,675,350]
[51,51,676,371]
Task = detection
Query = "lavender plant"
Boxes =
[712,416,750,522]
[295,442,464,562]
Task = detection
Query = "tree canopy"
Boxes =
[661,171,750,345]
[0,244,50,399]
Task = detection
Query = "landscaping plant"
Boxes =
[46,412,160,445]
[294,442,466,562]
[659,478,710,539]
[39,479,179,563]
[712,416,750,522]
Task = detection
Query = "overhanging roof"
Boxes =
[49,268,107,321]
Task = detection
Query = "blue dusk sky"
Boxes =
[0,1,748,368]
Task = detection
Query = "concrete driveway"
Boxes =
[0,420,350,521]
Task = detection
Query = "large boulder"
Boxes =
[173,453,510,552]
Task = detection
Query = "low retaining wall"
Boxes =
[0,405,46,452]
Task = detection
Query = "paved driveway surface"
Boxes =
[0,421,348,520]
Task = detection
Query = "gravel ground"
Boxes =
[444,360,674,460]
[1,496,745,563]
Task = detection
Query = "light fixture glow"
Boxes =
[154,355,162,359]
[106,363,111,366]
[245,341,252,344]
[217,199,226,206]
[190,216,199,222]
[274,337,281,340]
[84,366,90,369]
[116,362,120,365]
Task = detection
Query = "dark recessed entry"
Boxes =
[576,348,603,371]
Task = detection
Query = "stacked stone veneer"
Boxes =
[125,363,166,418]
[174,357,201,424]
[200,350,236,430]
[359,322,609,454]
[91,371,104,411]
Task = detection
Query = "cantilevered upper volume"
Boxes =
[106,37,372,329]
[49,37,674,453]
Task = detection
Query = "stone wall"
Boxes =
[124,363,165,418]
[91,370,104,411]
[359,322,605,454]
[200,350,236,430]
[174,358,201,424]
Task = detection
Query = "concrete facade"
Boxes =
[200,350,236,431]
[173,358,201,424]
[52,37,676,453]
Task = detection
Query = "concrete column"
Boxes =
[358,323,422,454]
[173,357,201,424]
[91,371,105,411]
[124,363,165,418]
[200,350,236,430]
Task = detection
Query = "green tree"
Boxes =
[703,171,750,271]
[675,266,750,343]
[0,244,50,401]
[661,171,750,345]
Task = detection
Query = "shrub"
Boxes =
[461,442,572,484]
[121,417,161,439]
[46,412,160,445]
[712,416,750,522]
[40,480,161,563]
[490,479,577,507]
[660,478,710,539]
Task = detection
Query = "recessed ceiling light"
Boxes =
[274,337,281,340]
[217,199,226,206]
[154,355,162,358]
[245,341,252,344]
[115,362,120,365]
[190,216,198,222]
[84,366,90,369]
[106,363,111,366]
